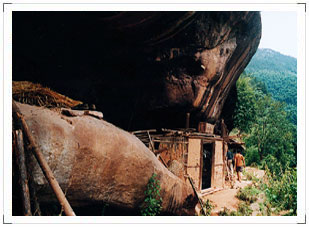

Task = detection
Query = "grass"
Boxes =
[218,207,237,216]
[236,185,260,204]
[219,166,296,216]
[243,169,259,183]
[203,199,213,216]
[237,202,253,216]
[198,199,214,216]
[218,203,252,216]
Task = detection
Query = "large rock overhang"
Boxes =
[13,11,261,131]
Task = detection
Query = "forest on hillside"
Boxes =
[230,48,297,215]
[244,48,297,125]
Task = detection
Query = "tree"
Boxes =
[245,95,295,167]
[233,75,257,134]
[233,74,296,168]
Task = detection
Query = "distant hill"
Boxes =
[244,48,297,124]
[245,48,297,74]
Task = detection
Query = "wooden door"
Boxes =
[211,141,225,189]
[187,138,202,190]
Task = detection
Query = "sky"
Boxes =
[258,11,298,58]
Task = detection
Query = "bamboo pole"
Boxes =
[147,130,155,152]
[12,101,76,216]
[188,175,206,216]
[158,155,168,168]
[15,129,32,216]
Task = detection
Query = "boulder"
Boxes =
[15,102,195,215]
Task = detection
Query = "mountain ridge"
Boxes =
[245,48,297,75]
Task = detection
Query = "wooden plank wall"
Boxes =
[187,138,202,190]
[156,136,225,191]
[158,137,187,180]
[211,141,225,189]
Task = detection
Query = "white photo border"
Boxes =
[1,1,306,224]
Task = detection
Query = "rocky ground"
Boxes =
[199,167,265,216]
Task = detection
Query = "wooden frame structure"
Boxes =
[132,128,239,195]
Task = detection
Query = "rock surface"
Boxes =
[15,102,195,215]
[13,11,261,131]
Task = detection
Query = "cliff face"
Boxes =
[13,11,261,131]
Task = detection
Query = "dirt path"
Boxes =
[200,167,265,216]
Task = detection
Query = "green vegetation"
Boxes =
[201,199,214,216]
[246,48,296,74]
[222,165,296,216]
[218,203,253,216]
[244,48,297,125]
[230,49,297,215]
[140,173,162,216]
[218,207,237,216]
[233,76,257,134]
[234,74,296,169]
[237,185,260,203]
[262,166,297,215]
[228,165,297,216]
[242,169,259,183]
[237,202,253,216]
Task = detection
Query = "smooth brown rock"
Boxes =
[16,102,195,215]
[14,11,262,131]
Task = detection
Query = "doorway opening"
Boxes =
[202,142,213,190]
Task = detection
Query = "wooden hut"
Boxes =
[132,123,244,195]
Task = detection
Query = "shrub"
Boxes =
[245,146,260,166]
[140,173,162,216]
[258,201,272,216]
[237,202,253,216]
[218,207,237,216]
[243,170,259,183]
[237,185,260,204]
[250,162,258,168]
[202,199,213,216]
[218,207,230,216]
[261,155,283,176]
[263,166,297,215]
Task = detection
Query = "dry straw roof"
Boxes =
[13,81,82,108]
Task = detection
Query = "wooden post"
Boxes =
[12,101,76,216]
[188,175,206,216]
[221,119,229,141]
[147,130,155,152]
[158,155,168,168]
[15,129,32,216]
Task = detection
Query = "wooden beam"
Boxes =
[12,101,76,216]
[153,148,168,155]
[158,155,168,168]
[14,129,32,216]
[188,175,206,216]
[131,129,156,134]
[147,131,155,152]
[152,139,188,144]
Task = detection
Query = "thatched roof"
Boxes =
[13,81,82,108]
